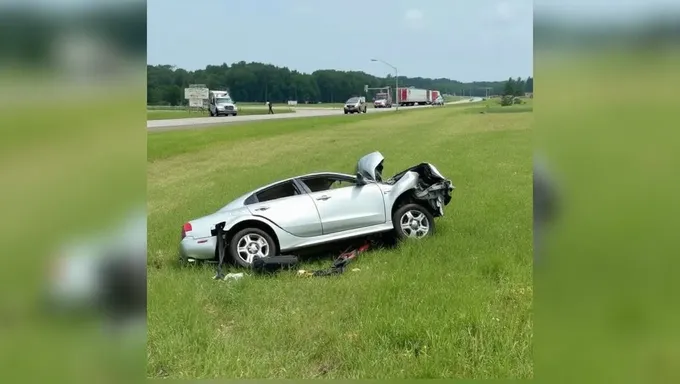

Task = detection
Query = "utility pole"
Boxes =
[481,87,492,98]
[371,58,399,111]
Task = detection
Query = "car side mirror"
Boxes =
[355,173,367,186]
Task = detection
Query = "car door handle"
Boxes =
[316,195,331,201]
[254,206,270,211]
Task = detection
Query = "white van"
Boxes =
[209,90,238,116]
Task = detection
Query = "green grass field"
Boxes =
[147,100,533,379]
[147,108,294,120]
[443,95,466,102]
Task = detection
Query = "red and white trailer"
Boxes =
[398,87,429,106]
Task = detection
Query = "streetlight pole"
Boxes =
[371,58,399,111]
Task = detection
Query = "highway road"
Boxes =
[147,97,483,133]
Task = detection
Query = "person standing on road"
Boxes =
[267,101,274,114]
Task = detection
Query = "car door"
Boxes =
[246,180,322,237]
[299,175,386,235]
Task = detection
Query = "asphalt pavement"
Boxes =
[147,97,483,132]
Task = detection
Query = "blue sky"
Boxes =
[147,0,533,82]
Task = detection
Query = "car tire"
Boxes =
[392,203,435,240]
[344,110,348,114]
[228,228,277,268]
[209,109,214,116]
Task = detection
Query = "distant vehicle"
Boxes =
[178,152,455,267]
[428,90,441,105]
[208,90,238,117]
[344,96,367,114]
[398,87,428,106]
[373,92,392,108]
[432,95,445,106]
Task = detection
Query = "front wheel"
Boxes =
[228,228,277,268]
[392,203,435,240]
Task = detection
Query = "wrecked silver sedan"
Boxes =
[179,151,455,267]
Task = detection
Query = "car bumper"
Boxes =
[215,109,237,115]
[179,236,217,261]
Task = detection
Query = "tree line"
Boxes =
[148,62,533,105]
[503,77,534,96]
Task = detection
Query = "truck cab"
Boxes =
[373,92,392,108]
[209,90,238,117]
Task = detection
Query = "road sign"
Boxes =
[184,87,208,100]
[188,98,204,107]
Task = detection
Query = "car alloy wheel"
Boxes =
[235,233,270,263]
[228,228,277,268]
[392,203,435,240]
[399,210,430,238]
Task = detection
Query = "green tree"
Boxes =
[513,77,526,96]
[503,78,515,96]
[147,62,522,105]
[524,76,533,93]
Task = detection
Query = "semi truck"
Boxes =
[398,87,428,106]
[430,90,440,103]
[397,88,443,106]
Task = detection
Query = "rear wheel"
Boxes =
[228,228,277,268]
[392,203,435,240]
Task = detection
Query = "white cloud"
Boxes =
[403,8,425,30]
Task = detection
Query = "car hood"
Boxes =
[356,151,385,183]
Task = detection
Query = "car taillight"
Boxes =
[181,222,192,239]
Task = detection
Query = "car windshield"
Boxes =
[216,97,232,104]
[346,98,359,103]
[375,93,387,100]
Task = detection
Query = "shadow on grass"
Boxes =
[160,233,403,275]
